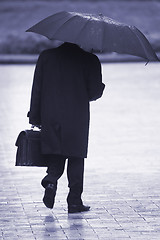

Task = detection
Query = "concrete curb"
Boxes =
[0,52,159,64]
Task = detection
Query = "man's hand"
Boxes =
[31,125,42,129]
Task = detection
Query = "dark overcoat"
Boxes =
[28,43,105,158]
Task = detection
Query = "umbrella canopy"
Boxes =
[26,11,159,62]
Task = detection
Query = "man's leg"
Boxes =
[67,157,84,205]
[67,157,90,213]
[41,154,66,208]
[41,154,66,188]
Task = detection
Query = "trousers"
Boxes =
[41,154,84,205]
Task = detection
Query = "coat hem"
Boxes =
[41,150,87,159]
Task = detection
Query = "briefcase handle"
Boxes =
[31,124,41,130]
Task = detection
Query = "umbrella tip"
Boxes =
[145,60,149,66]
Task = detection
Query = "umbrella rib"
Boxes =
[74,18,92,46]
[74,16,104,51]
[131,26,158,61]
[131,27,148,58]
[127,26,151,60]
[51,15,79,39]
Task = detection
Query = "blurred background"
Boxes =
[0,0,160,56]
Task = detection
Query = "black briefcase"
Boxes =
[15,129,47,167]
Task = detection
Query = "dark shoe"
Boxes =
[68,204,90,213]
[43,183,56,209]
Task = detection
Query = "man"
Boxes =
[28,42,105,213]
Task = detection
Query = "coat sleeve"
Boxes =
[28,52,43,125]
[86,54,105,101]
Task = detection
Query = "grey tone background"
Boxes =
[0,1,160,239]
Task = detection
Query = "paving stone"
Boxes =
[0,63,160,239]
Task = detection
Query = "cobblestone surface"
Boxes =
[0,63,160,239]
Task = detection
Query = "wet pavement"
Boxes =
[0,62,160,239]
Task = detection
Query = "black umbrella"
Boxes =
[26,11,159,62]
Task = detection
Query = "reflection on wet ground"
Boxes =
[0,63,160,239]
